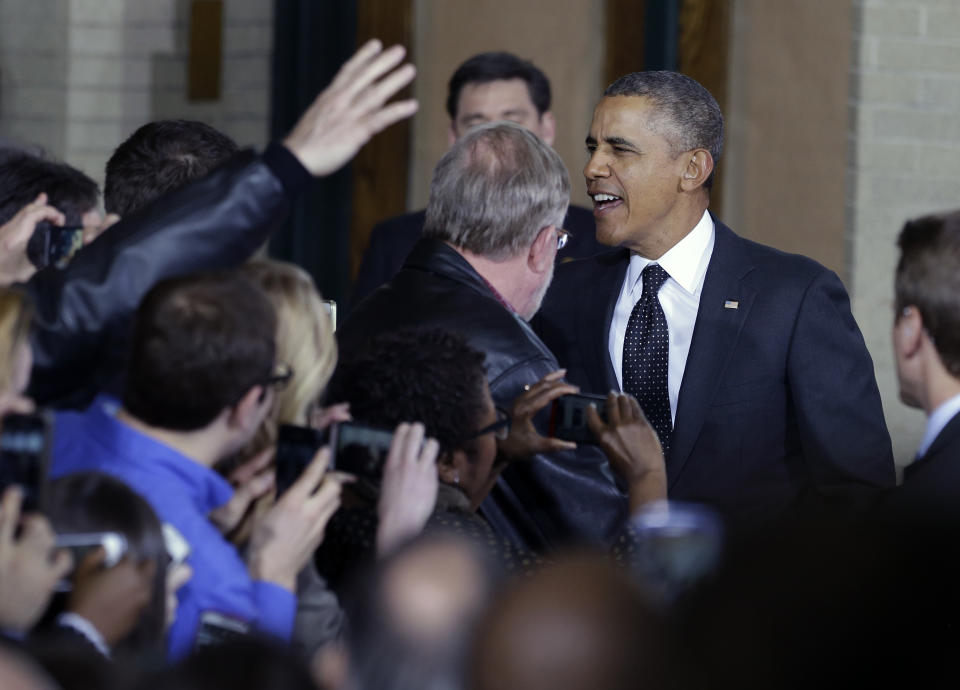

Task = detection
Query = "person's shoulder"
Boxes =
[717,221,836,285]
[369,209,426,238]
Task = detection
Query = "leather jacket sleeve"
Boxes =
[25,149,290,407]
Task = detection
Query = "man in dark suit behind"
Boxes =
[887,211,960,521]
[351,52,603,306]
[534,71,895,528]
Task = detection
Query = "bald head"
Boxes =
[470,553,666,690]
[343,534,496,690]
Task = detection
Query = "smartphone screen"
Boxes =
[548,393,608,444]
[330,422,395,481]
[0,412,51,511]
[28,222,84,270]
[275,424,325,497]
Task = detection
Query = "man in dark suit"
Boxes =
[351,51,603,306]
[887,211,960,521]
[534,71,895,527]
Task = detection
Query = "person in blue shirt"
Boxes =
[51,271,344,659]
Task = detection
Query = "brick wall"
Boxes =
[848,0,960,464]
[0,0,273,188]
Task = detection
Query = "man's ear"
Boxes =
[528,225,557,275]
[227,385,268,434]
[679,149,714,192]
[538,111,557,146]
[896,306,925,358]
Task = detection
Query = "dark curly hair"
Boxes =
[327,328,488,456]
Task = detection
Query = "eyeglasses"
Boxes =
[265,363,294,391]
[464,406,511,442]
[556,228,571,251]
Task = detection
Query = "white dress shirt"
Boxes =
[917,392,960,458]
[609,210,715,423]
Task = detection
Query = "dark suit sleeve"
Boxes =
[787,269,896,488]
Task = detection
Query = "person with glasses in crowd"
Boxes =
[49,271,347,660]
[316,328,666,589]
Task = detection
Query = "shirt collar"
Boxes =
[89,396,235,513]
[626,209,715,295]
[918,392,960,458]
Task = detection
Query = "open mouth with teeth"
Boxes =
[591,192,623,215]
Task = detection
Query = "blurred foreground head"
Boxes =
[468,552,667,690]
[326,533,497,690]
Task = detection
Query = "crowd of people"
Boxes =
[0,38,957,689]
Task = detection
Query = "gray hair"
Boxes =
[423,122,570,260]
[604,71,724,188]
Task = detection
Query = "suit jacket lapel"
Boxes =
[579,250,629,394]
[669,222,756,487]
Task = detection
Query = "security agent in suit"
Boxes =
[887,211,960,522]
[351,51,604,306]
[534,71,895,527]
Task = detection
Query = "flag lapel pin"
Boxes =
[724,300,739,309]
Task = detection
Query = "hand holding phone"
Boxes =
[0,411,52,512]
[548,392,609,444]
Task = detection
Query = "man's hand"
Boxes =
[0,486,72,633]
[497,370,579,461]
[283,39,418,176]
[376,422,439,556]
[66,551,156,647]
[247,447,345,591]
[0,193,65,285]
[587,392,667,511]
[209,445,276,542]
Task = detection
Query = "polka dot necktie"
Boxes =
[622,263,672,456]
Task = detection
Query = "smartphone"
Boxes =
[329,421,395,481]
[322,299,337,331]
[27,221,84,270]
[55,532,128,569]
[54,531,128,591]
[193,611,251,650]
[548,393,608,444]
[0,411,52,511]
[275,424,326,497]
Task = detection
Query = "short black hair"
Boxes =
[123,270,276,431]
[0,150,100,266]
[604,71,724,189]
[104,120,239,217]
[446,52,551,120]
[327,329,487,455]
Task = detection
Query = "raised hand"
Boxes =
[0,193,65,285]
[282,39,418,177]
[497,370,580,461]
[0,486,72,633]
[376,422,440,556]
[247,447,345,591]
[586,392,667,510]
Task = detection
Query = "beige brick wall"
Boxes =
[0,0,274,189]
[848,0,960,465]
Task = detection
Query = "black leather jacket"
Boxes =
[338,239,629,551]
[25,147,299,407]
